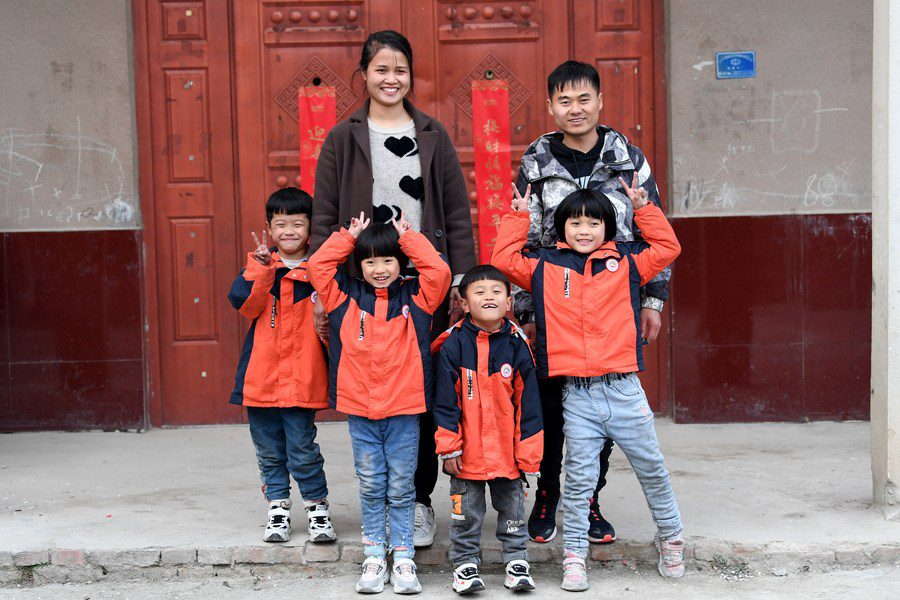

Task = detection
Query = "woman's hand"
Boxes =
[511,183,531,212]
[619,173,649,210]
[448,287,464,322]
[250,230,271,266]
[347,211,370,238]
[392,211,412,236]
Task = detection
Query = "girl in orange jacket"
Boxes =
[308,211,451,588]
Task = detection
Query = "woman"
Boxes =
[310,29,476,560]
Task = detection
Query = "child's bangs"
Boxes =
[353,223,404,267]
[459,265,511,296]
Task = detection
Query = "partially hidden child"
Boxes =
[491,178,683,592]
[227,187,337,545]
[432,265,544,594]
[308,211,451,595]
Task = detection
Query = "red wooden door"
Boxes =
[139,0,243,425]
[573,0,669,413]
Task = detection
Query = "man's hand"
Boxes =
[250,230,271,266]
[448,287,464,322]
[640,308,661,343]
[619,173,649,210]
[443,456,462,476]
[347,211,370,238]
[520,322,537,346]
[314,297,329,343]
[511,183,531,212]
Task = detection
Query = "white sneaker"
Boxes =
[560,555,589,592]
[413,503,435,548]
[452,562,485,594]
[504,559,535,591]
[356,556,389,594]
[263,499,291,543]
[304,500,337,543]
[391,557,422,594]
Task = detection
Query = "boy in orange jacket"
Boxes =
[433,265,543,594]
[308,211,451,595]
[227,188,336,545]
[492,178,683,591]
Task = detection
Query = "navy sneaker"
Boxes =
[587,497,616,544]
[527,489,559,543]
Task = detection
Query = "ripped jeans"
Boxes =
[348,414,419,559]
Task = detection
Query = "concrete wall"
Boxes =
[667,0,872,217]
[0,1,138,231]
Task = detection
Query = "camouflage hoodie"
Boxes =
[512,125,671,323]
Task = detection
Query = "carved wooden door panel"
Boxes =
[142,0,243,424]
[573,0,669,411]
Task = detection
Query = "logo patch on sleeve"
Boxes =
[500,363,513,378]
[606,258,619,272]
[310,291,318,305]
[402,304,410,318]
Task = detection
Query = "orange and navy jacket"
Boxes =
[491,204,681,378]
[227,251,329,409]
[307,229,451,419]
[432,317,543,480]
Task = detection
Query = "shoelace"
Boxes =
[362,562,382,576]
[397,562,415,577]
[563,560,586,577]
[661,545,683,564]
[307,505,331,531]
[267,514,288,529]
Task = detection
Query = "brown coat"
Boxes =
[310,99,477,277]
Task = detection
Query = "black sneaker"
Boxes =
[588,497,616,543]
[527,489,559,543]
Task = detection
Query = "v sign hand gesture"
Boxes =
[511,183,531,212]
[392,211,412,236]
[251,230,271,266]
[618,173,649,210]
[347,211,371,239]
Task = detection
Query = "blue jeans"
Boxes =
[562,373,682,558]
[247,407,328,502]
[348,414,420,559]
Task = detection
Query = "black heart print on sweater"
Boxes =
[373,204,402,223]
[384,136,419,158]
[399,176,424,201]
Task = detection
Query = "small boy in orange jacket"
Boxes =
[433,265,543,594]
[227,187,336,545]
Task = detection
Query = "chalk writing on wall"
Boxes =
[0,117,136,230]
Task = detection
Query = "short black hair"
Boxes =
[554,188,618,245]
[547,60,601,100]
[459,265,511,297]
[266,187,313,223]
[353,223,405,271]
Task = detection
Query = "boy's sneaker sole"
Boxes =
[453,580,485,594]
[504,576,535,591]
[587,533,615,544]
[263,528,291,543]
[309,530,337,543]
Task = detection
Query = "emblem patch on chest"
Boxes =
[606,258,619,272]
[500,363,513,378]
[402,304,410,318]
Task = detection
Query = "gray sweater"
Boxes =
[368,119,424,229]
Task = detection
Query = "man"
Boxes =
[514,60,673,545]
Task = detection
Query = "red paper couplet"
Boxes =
[298,86,336,195]
[472,79,512,262]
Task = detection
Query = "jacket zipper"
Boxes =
[270,299,277,328]
[564,268,570,298]
[358,312,366,341]
[466,370,474,400]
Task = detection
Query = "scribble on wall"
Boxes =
[0,116,136,230]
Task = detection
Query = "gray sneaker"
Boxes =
[413,503,435,548]
[392,558,422,594]
[655,535,685,578]
[560,555,589,592]
[356,556,389,594]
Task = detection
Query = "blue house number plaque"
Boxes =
[716,52,756,79]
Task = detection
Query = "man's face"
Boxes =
[547,81,603,138]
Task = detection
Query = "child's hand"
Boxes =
[619,173,649,210]
[511,183,531,212]
[347,211,370,238]
[250,230,271,265]
[392,211,412,236]
[443,455,462,476]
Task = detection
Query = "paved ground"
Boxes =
[3,566,900,599]
[1,420,894,551]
